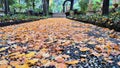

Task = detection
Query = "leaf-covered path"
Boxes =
[0,18,120,68]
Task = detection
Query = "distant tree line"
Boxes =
[2,0,110,16]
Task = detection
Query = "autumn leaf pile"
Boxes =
[0,18,120,68]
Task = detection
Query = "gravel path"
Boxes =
[0,18,120,68]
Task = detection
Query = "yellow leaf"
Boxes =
[8,52,20,58]
[14,53,25,58]
[25,52,35,58]
[40,59,48,64]
[16,64,29,68]
[7,65,12,68]
[0,47,8,52]
[27,59,39,65]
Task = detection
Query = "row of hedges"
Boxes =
[67,12,120,31]
[0,14,47,27]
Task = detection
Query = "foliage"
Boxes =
[79,0,89,14]
[10,3,26,12]
[0,14,43,23]
[92,2,101,12]
[34,8,42,12]
[0,0,16,8]
[69,12,120,31]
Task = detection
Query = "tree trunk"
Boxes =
[63,0,74,12]
[4,0,9,15]
[70,0,74,10]
[42,0,49,16]
[32,0,35,10]
[102,0,109,15]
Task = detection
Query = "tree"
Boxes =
[1,0,16,14]
[42,0,49,16]
[63,0,74,12]
[70,0,74,10]
[79,0,89,13]
[4,0,9,15]
[25,0,36,10]
[102,0,109,15]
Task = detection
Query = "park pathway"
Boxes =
[0,18,120,68]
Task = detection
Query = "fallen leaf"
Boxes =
[0,47,8,52]
[55,47,63,51]
[10,61,20,66]
[0,64,8,68]
[117,62,120,66]
[55,56,65,63]
[7,65,12,68]
[15,64,29,68]
[40,59,49,64]
[65,60,79,65]
[56,63,67,68]
[80,47,90,52]
[95,46,102,52]
[61,55,70,59]
[113,45,119,50]
[0,60,8,64]
[81,58,87,62]
[8,52,20,57]
[25,52,36,58]
[62,40,71,46]
[88,41,96,45]
[104,58,113,63]
[27,59,39,65]
[91,52,101,57]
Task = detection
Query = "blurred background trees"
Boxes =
[0,0,120,16]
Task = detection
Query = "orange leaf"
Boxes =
[0,64,8,68]
[80,47,90,52]
[65,60,79,65]
[81,58,87,62]
[56,63,67,68]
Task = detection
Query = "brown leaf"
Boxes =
[55,56,65,63]
[95,46,102,53]
[55,47,63,51]
[113,45,119,50]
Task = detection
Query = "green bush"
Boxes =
[0,14,43,23]
[69,12,120,31]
